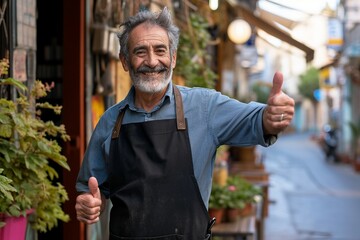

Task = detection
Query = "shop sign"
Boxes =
[327,18,343,51]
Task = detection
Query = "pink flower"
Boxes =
[228,185,236,192]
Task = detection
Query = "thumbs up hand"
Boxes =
[263,72,295,135]
[75,177,104,224]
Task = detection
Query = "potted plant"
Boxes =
[208,183,228,223]
[222,176,262,222]
[209,175,262,223]
[0,58,70,236]
[223,184,246,222]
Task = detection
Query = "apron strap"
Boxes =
[111,106,126,139]
[173,85,186,131]
[111,85,186,139]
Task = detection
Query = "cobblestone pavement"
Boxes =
[258,132,360,240]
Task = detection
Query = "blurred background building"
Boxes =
[1,0,360,239]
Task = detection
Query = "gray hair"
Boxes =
[118,7,180,62]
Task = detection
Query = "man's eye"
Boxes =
[135,51,146,56]
[156,49,166,55]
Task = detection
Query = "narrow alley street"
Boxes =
[259,132,360,240]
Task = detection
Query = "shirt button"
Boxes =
[144,113,151,121]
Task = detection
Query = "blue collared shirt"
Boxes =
[76,82,271,208]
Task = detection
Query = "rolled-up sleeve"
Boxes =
[206,91,268,147]
[76,108,118,198]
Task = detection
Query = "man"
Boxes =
[76,7,294,239]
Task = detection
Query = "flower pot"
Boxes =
[238,203,254,217]
[0,209,34,240]
[208,208,225,224]
[225,208,239,222]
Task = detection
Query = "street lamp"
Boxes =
[209,0,219,10]
[227,19,251,44]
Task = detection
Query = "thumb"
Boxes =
[88,176,101,200]
[270,72,283,96]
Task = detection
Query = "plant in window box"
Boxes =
[0,58,70,234]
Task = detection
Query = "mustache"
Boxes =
[136,65,168,74]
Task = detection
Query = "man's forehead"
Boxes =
[129,23,169,45]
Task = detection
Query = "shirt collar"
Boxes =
[118,82,174,112]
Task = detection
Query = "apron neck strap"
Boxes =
[112,85,186,139]
[173,85,186,131]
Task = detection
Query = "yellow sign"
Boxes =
[320,67,333,89]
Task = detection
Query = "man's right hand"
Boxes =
[75,176,103,224]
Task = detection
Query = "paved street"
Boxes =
[258,132,360,240]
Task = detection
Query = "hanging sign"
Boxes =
[327,18,343,51]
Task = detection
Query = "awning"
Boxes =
[226,0,314,63]
[258,8,297,30]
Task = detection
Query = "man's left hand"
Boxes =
[263,72,295,135]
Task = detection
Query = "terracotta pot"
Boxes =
[208,208,225,224]
[238,203,253,217]
[225,208,239,222]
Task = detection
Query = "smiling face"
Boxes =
[120,22,177,94]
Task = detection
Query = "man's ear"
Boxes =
[171,52,177,69]
[119,54,129,72]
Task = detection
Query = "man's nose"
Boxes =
[145,52,159,67]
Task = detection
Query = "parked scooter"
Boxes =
[322,124,339,163]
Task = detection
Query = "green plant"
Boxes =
[0,58,70,232]
[225,184,246,209]
[252,82,271,104]
[226,176,262,207]
[298,66,320,102]
[209,183,228,209]
[174,13,217,88]
[209,176,262,210]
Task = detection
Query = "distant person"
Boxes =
[75,7,294,239]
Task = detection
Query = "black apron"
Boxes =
[108,86,213,240]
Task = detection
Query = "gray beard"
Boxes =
[130,67,173,94]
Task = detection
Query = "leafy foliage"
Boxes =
[209,183,229,209]
[0,71,70,232]
[252,82,271,104]
[298,66,320,102]
[209,176,262,209]
[174,13,217,88]
[226,176,261,206]
[0,168,17,202]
